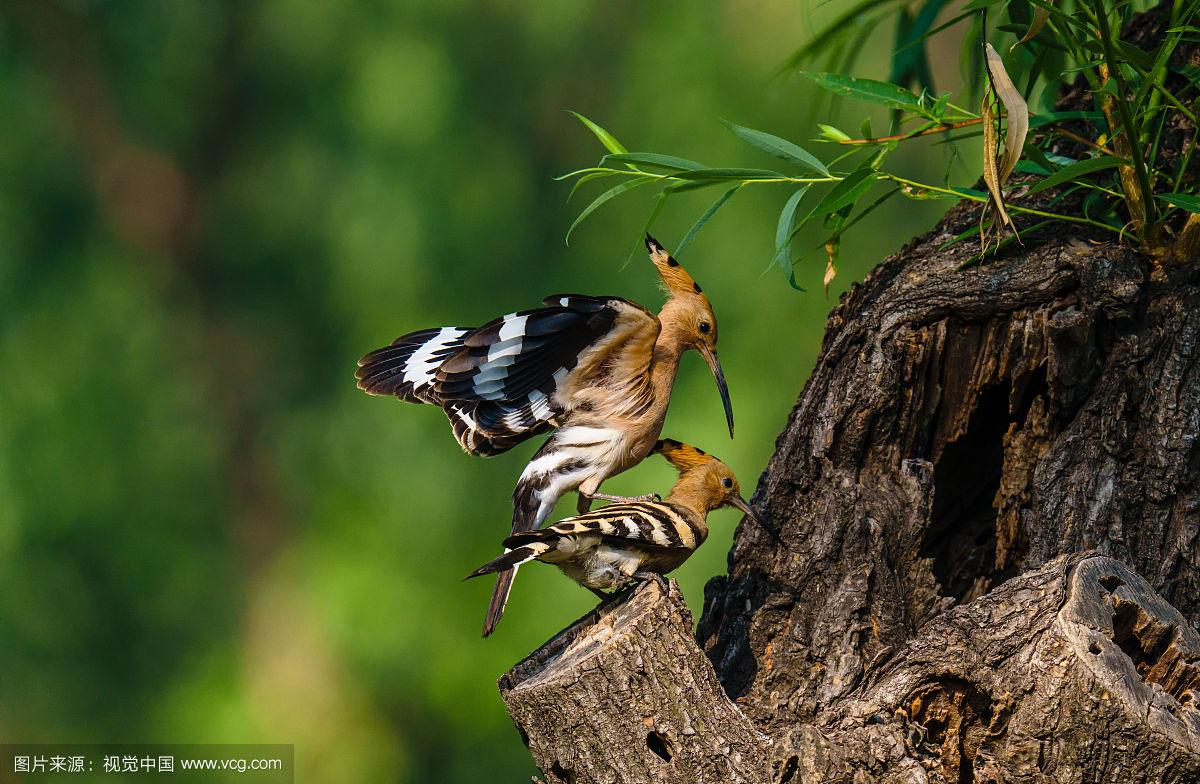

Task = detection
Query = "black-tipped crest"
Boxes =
[645,234,703,297]
[655,439,717,471]
[645,234,679,267]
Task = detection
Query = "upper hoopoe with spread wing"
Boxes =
[465,440,773,601]
[356,235,732,635]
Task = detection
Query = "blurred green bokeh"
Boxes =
[0,1,955,781]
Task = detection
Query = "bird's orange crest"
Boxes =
[645,234,704,300]
[653,438,716,471]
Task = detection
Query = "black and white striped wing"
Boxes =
[433,295,657,440]
[356,327,471,403]
[356,295,657,456]
[442,399,556,457]
[507,502,701,553]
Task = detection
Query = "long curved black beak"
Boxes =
[698,343,734,438]
[728,496,783,545]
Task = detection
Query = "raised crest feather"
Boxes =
[653,438,715,470]
[645,234,704,299]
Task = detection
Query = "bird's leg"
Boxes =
[578,481,659,511]
[587,587,609,602]
[630,570,669,592]
[590,491,662,504]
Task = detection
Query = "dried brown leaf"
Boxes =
[981,90,1014,233]
[984,43,1029,184]
[823,240,837,296]
[1010,6,1051,51]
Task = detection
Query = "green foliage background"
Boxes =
[0,1,953,781]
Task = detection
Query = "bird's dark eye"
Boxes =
[722,477,733,488]
[699,322,711,334]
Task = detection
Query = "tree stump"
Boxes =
[500,580,770,784]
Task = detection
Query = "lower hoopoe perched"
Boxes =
[465,440,777,600]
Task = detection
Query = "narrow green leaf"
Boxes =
[673,167,787,181]
[1028,110,1103,127]
[930,94,950,120]
[958,220,1053,269]
[773,187,810,273]
[1021,144,1062,175]
[1027,155,1129,195]
[889,0,945,96]
[778,0,905,73]
[1133,22,1190,109]
[663,180,732,194]
[1042,152,1077,167]
[823,201,854,232]
[1117,41,1154,72]
[802,72,931,115]
[866,143,892,170]
[1012,159,1053,176]
[961,13,984,104]
[566,176,653,245]
[1071,188,1121,225]
[895,8,975,58]
[567,170,618,202]
[567,111,628,155]
[935,130,984,145]
[675,186,741,256]
[938,223,982,251]
[1158,193,1200,213]
[602,152,705,171]
[818,124,853,142]
[952,186,989,199]
[803,168,877,225]
[553,166,617,182]
[722,120,830,175]
[1011,4,1051,50]
[825,187,900,244]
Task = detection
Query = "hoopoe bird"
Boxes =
[465,440,774,602]
[356,235,733,636]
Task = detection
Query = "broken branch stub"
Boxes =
[500,580,770,784]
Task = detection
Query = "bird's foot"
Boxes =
[630,571,669,592]
[592,492,661,504]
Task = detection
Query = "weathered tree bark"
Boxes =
[501,8,1200,782]
[761,552,1200,783]
[505,555,1200,783]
